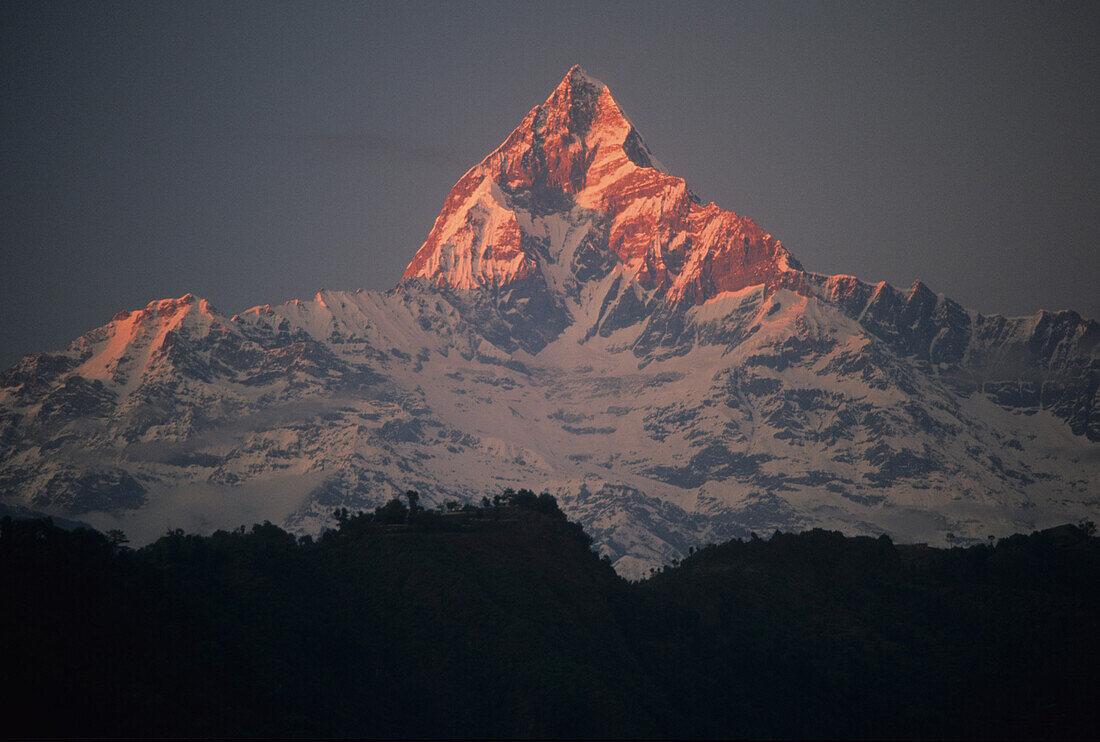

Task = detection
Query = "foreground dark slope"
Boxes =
[638,527,1099,738]
[2,501,1097,738]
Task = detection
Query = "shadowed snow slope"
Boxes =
[1,67,1097,577]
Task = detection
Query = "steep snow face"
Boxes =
[402,65,800,319]
[73,295,236,392]
[3,280,1095,580]
[1,67,1098,579]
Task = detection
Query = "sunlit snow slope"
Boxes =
[2,67,1097,578]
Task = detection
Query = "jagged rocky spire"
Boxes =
[402,66,801,306]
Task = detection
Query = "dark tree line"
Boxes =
[1,501,1096,738]
[333,486,566,526]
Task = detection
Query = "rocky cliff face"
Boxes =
[402,67,802,350]
[1,68,1097,577]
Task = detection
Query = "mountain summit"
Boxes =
[404,66,800,335]
[1,68,1097,576]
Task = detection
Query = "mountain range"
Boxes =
[2,66,1097,577]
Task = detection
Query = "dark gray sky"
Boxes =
[2,1,1097,368]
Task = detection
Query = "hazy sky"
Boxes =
[2,1,1097,368]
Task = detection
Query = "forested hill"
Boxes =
[2,494,1097,739]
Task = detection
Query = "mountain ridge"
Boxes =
[403,66,800,316]
[1,67,1097,576]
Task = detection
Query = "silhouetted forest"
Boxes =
[2,491,1097,739]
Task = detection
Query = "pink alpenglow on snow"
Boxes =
[403,66,801,305]
[1,66,1097,579]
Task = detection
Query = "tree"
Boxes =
[105,529,129,550]
[534,492,560,516]
[505,489,538,510]
[406,490,422,514]
[374,499,409,524]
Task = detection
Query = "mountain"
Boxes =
[1,66,1097,577]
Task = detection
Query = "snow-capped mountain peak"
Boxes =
[402,66,803,351]
[1,67,1097,578]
